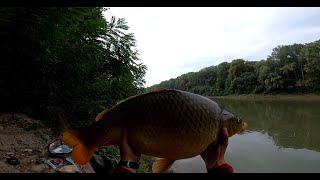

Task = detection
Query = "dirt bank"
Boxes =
[0,113,59,173]
[0,113,94,173]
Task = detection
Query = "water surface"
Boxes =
[171,99,320,173]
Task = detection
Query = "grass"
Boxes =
[93,146,155,173]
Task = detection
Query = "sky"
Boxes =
[103,7,320,87]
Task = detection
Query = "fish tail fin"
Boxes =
[62,129,97,165]
[152,158,175,173]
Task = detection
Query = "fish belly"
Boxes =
[129,126,217,160]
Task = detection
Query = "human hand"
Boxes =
[117,128,141,173]
[201,127,230,170]
[216,127,229,167]
[205,127,234,173]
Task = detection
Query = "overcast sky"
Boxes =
[103,7,320,87]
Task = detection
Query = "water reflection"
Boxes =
[172,99,320,173]
[212,99,320,152]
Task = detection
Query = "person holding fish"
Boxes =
[112,127,234,173]
[62,90,247,173]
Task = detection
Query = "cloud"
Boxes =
[103,7,320,87]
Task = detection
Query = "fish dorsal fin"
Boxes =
[95,108,110,121]
[148,89,174,93]
[95,89,177,122]
[152,158,175,173]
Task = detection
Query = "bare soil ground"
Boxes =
[0,113,94,173]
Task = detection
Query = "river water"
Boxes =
[171,98,320,173]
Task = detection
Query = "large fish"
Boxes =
[62,89,248,172]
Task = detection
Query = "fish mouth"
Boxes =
[239,122,248,133]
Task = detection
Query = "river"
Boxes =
[171,98,320,173]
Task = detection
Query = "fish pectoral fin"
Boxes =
[200,144,220,170]
[152,158,175,173]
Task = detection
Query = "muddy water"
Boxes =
[171,99,320,173]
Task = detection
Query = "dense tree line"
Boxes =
[0,8,147,128]
[148,40,320,96]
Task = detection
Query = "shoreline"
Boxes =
[209,94,320,101]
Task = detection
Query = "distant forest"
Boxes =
[147,39,320,96]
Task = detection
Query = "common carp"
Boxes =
[62,89,248,172]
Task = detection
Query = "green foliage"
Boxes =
[137,155,155,173]
[96,146,120,158]
[0,7,146,128]
[228,72,258,94]
[301,40,320,91]
[147,40,320,96]
[94,146,154,173]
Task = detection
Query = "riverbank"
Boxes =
[210,94,320,101]
[0,113,156,173]
[0,113,59,173]
[0,113,95,173]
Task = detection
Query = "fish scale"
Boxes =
[62,89,247,167]
[102,90,222,159]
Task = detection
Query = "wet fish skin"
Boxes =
[62,89,247,166]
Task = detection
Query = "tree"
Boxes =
[269,44,304,90]
[0,7,147,128]
[147,39,319,95]
[301,40,320,91]
[215,62,230,95]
